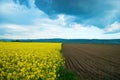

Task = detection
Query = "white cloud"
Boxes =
[0,1,28,16]
[1,22,120,39]
[70,23,87,30]
[57,14,66,26]
[1,24,28,32]
[0,0,46,24]
[0,24,120,39]
[105,22,120,33]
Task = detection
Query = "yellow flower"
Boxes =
[0,42,64,80]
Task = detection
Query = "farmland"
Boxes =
[0,42,120,80]
[0,42,64,80]
[62,44,120,80]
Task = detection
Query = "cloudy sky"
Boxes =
[0,0,120,39]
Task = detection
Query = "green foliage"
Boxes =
[56,65,79,80]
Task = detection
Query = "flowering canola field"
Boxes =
[0,42,64,80]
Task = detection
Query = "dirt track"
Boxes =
[62,44,120,80]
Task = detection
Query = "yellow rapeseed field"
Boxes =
[0,42,64,80]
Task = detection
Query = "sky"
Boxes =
[0,0,120,39]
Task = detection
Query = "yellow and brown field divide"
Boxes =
[0,42,64,80]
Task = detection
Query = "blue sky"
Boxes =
[0,0,120,39]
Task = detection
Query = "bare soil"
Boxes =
[62,44,120,80]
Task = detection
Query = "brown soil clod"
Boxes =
[62,44,120,80]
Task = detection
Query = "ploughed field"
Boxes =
[62,44,120,80]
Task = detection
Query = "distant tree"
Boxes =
[15,40,20,42]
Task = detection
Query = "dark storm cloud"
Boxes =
[13,0,30,8]
[34,0,120,27]
[35,0,111,17]
[13,0,120,28]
